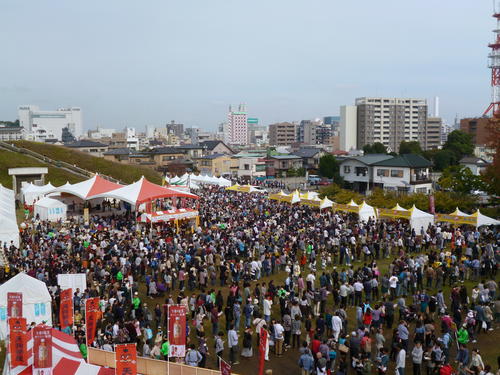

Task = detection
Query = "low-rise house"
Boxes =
[265,154,303,177]
[293,147,327,170]
[459,156,491,175]
[196,154,238,176]
[340,153,432,194]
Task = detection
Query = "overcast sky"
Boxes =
[0,1,492,131]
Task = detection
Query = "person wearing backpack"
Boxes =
[185,344,202,367]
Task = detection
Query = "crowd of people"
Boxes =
[1,185,499,375]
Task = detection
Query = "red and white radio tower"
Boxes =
[484,0,500,116]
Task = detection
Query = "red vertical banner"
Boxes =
[258,328,268,375]
[220,358,232,375]
[85,297,100,345]
[115,343,137,375]
[7,292,23,318]
[33,325,52,374]
[429,195,435,215]
[59,288,73,329]
[168,305,186,357]
[9,317,27,368]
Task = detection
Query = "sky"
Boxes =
[0,1,492,131]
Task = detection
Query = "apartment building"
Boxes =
[355,97,427,152]
[268,122,296,146]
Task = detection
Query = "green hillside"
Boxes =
[11,141,162,184]
[0,150,84,188]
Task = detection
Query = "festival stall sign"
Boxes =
[435,213,477,225]
[7,292,23,318]
[377,204,412,219]
[300,197,322,207]
[333,200,360,214]
[59,288,73,329]
[33,325,53,375]
[85,297,100,345]
[225,184,240,191]
[115,343,137,375]
[269,190,288,201]
[139,208,199,223]
[9,317,27,368]
[168,305,187,357]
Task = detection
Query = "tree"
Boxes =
[363,142,387,154]
[318,154,340,180]
[399,141,423,155]
[432,149,455,171]
[442,130,474,161]
[481,117,500,197]
[438,165,486,194]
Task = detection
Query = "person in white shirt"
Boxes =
[263,297,273,323]
[396,345,406,375]
[353,280,364,306]
[331,313,343,341]
[273,320,285,356]
[389,274,399,299]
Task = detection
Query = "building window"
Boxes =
[391,169,404,178]
[355,167,368,177]
[343,166,351,174]
[416,187,427,193]
[377,169,389,177]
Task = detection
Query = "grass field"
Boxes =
[0,149,84,188]
[11,141,162,184]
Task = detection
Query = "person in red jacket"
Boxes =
[439,362,454,375]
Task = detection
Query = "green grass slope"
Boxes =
[0,150,84,188]
[12,141,162,184]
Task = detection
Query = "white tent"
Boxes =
[319,197,334,210]
[409,205,435,232]
[0,184,19,249]
[0,273,52,339]
[472,210,500,227]
[358,201,377,222]
[34,197,67,222]
[21,182,57,205]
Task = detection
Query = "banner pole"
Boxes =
[167,304,170,375]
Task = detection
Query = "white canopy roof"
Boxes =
[22,182,57,205]
[0,273,52,339]
[473,210,500,227]
[0,184,19,249]
[358,201,377,222]
[409,205,435,232]
[319,197,334,210]
[34,196,66,209]
[55,174,123,200]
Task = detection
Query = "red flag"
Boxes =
[7,292,22,318]
[59,289,73,329]
[258,328,268,375]
[9,317,27,368]
[115,343,137,375]
[33,325,52,371]
[220,358,232,375]
[168,305,187,357]
[85,297,100,345]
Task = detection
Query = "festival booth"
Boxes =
[378,204,435,231]
[93,177,199,230]
[33,197,67,222]
[319,197,334,210]
[299,191,322,207]
[3,325,113,375]
[0,184,19,248]
[333,200,377,222]
[0,273,52,340]
[269,190,300,204]
[435,208,500,227]
[174,173,232,187]
[21,182,57,205]
[225,184,265,193]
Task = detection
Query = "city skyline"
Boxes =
[0,1,491,130]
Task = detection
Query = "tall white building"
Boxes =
[224,104,248,145]
[18,105,82,141]
[340,105,358,151]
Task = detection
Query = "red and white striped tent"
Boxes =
[3,327,113,375]
[55,174,123,200]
